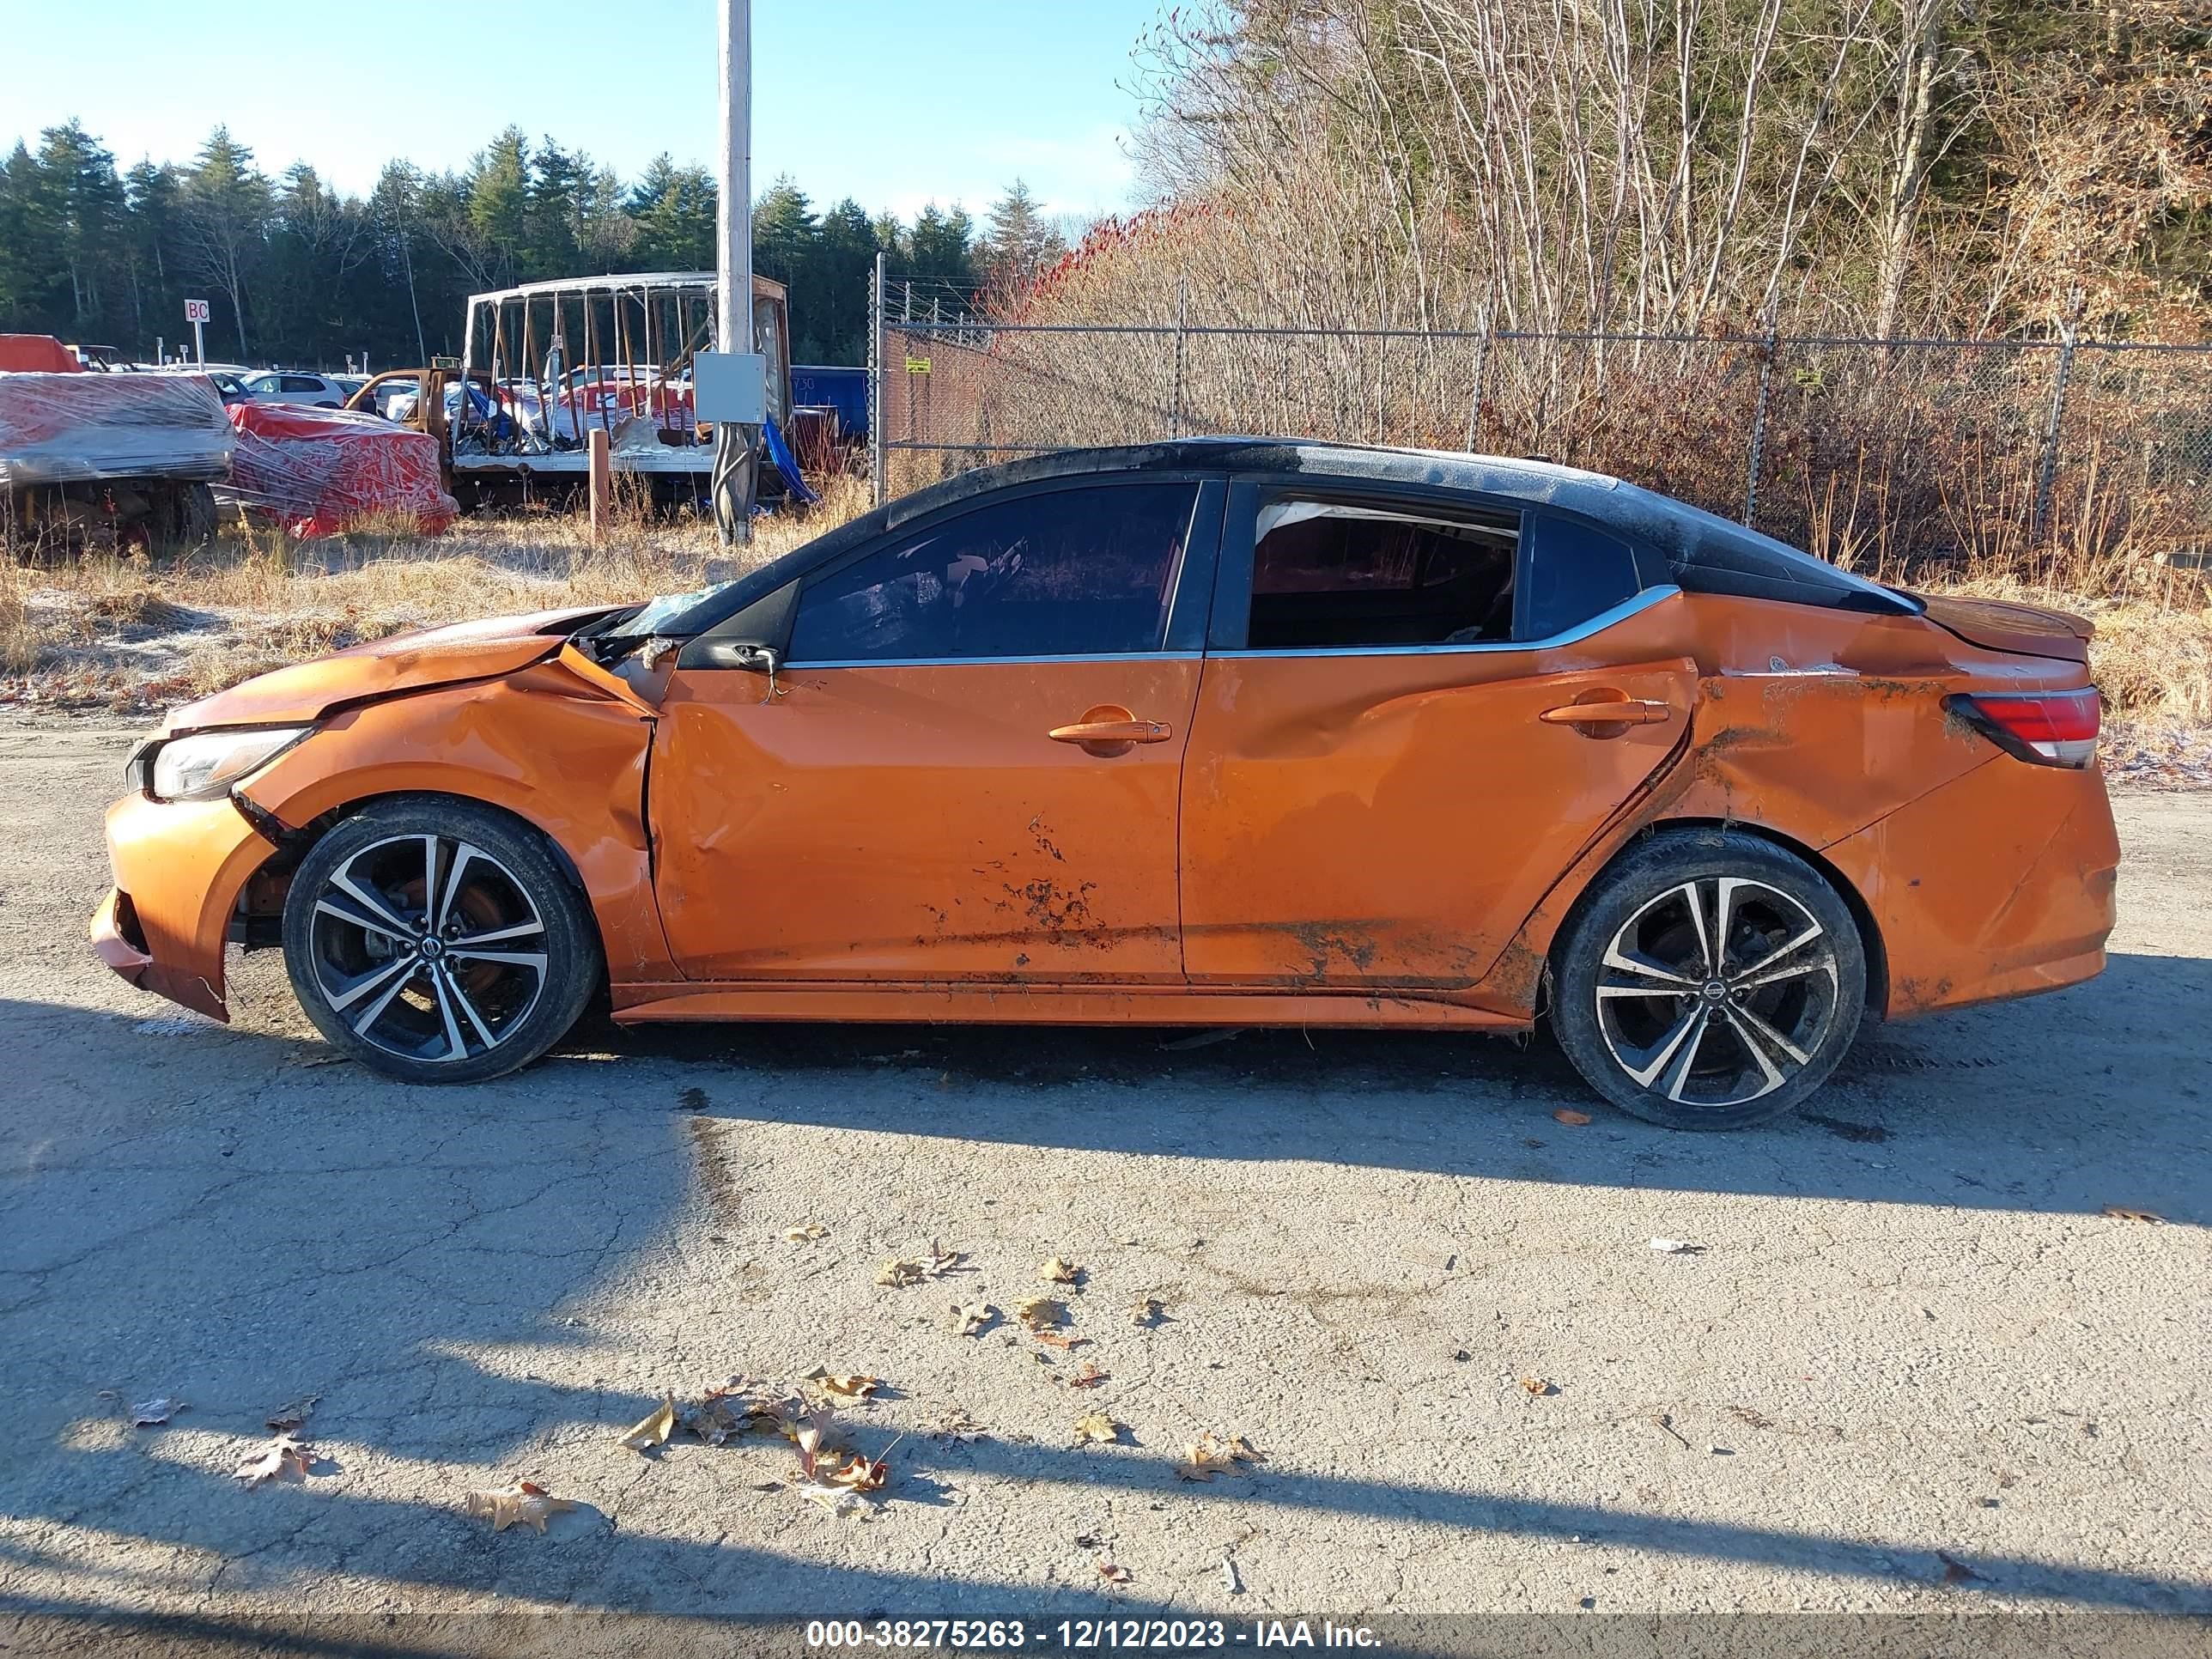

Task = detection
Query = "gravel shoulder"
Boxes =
[0,710,2206,1635]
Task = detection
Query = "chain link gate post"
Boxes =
[1169,277,1188,440]
[1464,306,1492,453]
[1744,301,1782,528]
[2032,306,2081,548]
[868,251,887,508]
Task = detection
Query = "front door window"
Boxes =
[787,482,1198,663]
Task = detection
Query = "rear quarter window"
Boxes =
[1520,515,1644,640]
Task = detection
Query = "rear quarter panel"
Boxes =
[1478,592,2100,1014]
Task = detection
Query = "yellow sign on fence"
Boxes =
[904,356,931,374]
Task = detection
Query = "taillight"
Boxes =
[1946,688,2100,768]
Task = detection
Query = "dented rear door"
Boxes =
[1180,485,1699,992]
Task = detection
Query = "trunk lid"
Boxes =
[1914,594,2093,664]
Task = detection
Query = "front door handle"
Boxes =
[1049,705,1174,757]
[1540,697,1674,727]
[1049,719,1174,744]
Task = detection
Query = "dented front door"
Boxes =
[1179,603,1698,990]
[650,659,1198,982]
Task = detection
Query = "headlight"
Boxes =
[148,726,313,801]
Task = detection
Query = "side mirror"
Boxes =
[692,640,775,670]
[693,640,783,698]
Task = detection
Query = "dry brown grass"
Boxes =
[0,475,870,708]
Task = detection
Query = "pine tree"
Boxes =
[628,155,717,270]
[982,179,1067,298]
[465,127,531,286]
[176,126,270,357]
[526,140,586,274]
[27,121,127,336]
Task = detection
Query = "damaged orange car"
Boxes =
[92,441,2118,1127]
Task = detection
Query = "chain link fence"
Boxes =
[867,283,2212,586]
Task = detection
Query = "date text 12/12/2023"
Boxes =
[803,1618,1383,1650]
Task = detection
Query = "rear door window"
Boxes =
[787,482,1199,664]
[1243,498,1521,649]
[1520,514,1644,640]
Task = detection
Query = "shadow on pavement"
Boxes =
[598,950,2212,1226]
[2,954,2206,1622]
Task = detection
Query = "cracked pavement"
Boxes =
[0,710,2206,1637]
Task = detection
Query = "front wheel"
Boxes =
[281,799,602,1084]
[1548,830,1866,1129]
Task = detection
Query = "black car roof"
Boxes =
[649,438,1912,637]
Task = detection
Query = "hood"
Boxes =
[1914,594,2093,664]
[165,605,623,732]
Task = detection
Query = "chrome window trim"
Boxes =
[782,651,1209,671]
[1208,584,1680,660]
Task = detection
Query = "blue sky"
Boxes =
[0,0,1162,222]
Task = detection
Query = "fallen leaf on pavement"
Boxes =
[1648,1237,1702,1254]
[1016,1296,1067,1331]
[129,1397,185,1428]
[264,1395,318,1434]
[803,1369,878,1403]
[1176,1431,1264,1480]
[2100,1206,2164,1224]
[1074,1412,1124,1445]
[1097,1560,1132,1585]
[464,1480,578,1533]
[922,1241,966,1278]
[234,1436,313,1486]
[1939,1551,1985,1585]
[1520,1376,1554,1397]
[1035,1330,1089,1352]
[951,1302,995,1336]
[1553,1108,1592,1127]
[934,1408,988,1442]
[1130,1298,1165,1328]
[823,1449,891,1491]
[617,1393,678,1451]
[793,1408,841,1478]
[1068,1364,1109,1389]
[877,1259,923,1287]
[1039,1255,1081,1284]
[783,1221,829,1243]
[795,1479,863,1516]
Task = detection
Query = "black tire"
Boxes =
[1548,829,1866,1130]
[281,797,602,1084]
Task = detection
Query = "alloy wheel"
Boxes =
[306,833,548,1066]
[1592,877,1841,1109]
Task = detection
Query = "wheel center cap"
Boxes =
[1701,978,1728,1002]
[418,936,447,961]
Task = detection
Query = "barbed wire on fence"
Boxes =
[865,292,2212,586]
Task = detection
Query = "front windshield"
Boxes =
[602,580,739,639]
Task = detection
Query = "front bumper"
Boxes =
[90,788,280,1022]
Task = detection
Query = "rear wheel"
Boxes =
[281,799,601,1083]
[1548,830,1866,1129]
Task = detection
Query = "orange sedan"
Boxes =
[92,441,2118,1127]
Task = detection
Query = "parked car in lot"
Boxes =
[91,440,2118,1126]
[238,370,346,408]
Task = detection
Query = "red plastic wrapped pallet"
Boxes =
[225,402,458,538]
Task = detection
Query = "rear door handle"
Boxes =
[1540,698,1674,726]
[1049,719,1174,744]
